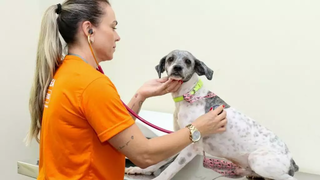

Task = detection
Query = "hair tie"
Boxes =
[55,3,62,14]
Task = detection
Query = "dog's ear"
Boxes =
[155,55,167,78]
[194,59,214,80]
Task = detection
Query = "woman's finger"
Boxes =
[217,118,227,127]
[172,81,182,92]
[217,110,227,120]
[157,76,169,83]
[165,81,180,92]
[164,80,179,89]
[211,105,224,116]
[159,78,174,91]
[217,126,227,133]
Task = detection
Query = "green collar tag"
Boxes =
[173,79,203,102]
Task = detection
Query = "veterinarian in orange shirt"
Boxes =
[26,1,227,179]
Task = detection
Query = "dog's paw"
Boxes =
[125,166,154,175]
[124,174,154,180]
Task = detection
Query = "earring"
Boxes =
[88,29,94,43]
[88,35,94,44]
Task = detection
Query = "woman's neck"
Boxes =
[68,46,99,69]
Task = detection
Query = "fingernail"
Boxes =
[223,105,225,108]
[210,107,213,111]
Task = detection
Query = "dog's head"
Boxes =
[155,50,213,82]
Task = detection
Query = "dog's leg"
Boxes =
[125,155,177,176]
[248,148,297,180]
[173,108,180,131]
[125,163,164,176]
[202,151,248,178]
[266,175,297,180]
[203,156,247,178]
[124,174,155,180]
[152,144,199,180]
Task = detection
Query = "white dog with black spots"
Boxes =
[125,50,299,180]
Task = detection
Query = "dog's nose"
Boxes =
[173,65,183,71]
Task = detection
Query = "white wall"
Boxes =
[0,0,40,179]
[2,0,319,179]
[106,0,320,175]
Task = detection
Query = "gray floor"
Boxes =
[124,155,320,180]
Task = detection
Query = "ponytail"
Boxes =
[25,5,63,145]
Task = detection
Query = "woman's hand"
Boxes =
[137,77,183,99]
[192,105,227,137]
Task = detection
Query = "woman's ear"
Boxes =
[81,21,95,42]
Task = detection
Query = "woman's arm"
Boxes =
[126,92,146,120]
[108,106,227,168]
[108,124,190,168]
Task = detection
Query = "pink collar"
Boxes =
[183,91,216,103]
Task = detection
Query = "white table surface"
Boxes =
[17,110,319,180]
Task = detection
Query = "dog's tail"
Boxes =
[288,159,299,176]
[292,159,299,172]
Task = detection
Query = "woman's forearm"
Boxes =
[127,92,146,120]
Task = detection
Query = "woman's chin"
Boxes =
[100,55,113,62]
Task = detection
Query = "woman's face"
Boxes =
[91,4,120,61]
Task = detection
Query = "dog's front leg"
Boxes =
[125,156,175,176]
[153,144,199,180]
[173,108,180,131]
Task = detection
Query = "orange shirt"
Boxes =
[37,55,135,180]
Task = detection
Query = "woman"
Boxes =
[26,0,227,179]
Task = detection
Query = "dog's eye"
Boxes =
[168,57,174,62]
[185,59,191,64]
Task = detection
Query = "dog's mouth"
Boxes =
[169,72,183,81]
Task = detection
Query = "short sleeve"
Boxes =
[81,77,135,142]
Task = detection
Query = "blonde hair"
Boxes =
[25,0,110,145]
